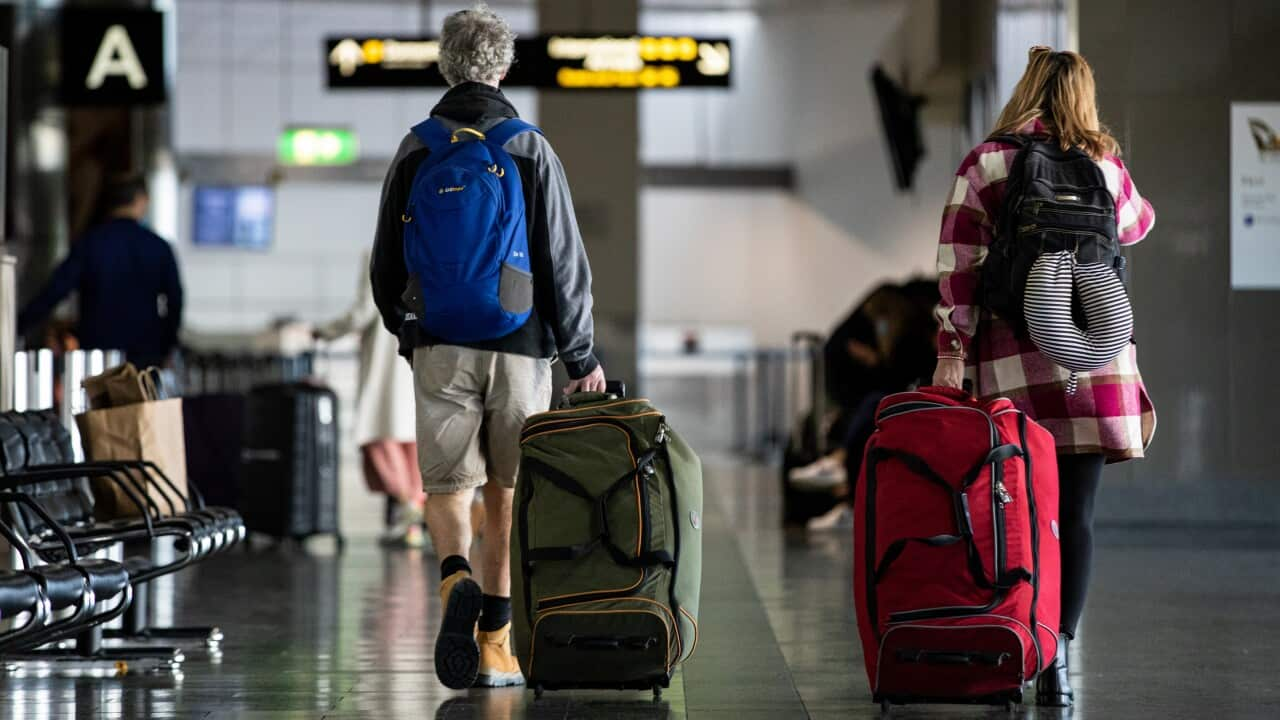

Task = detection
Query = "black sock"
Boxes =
[440,555,471,580]
[479,594,511,632]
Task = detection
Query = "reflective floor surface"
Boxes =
[2,458,1278,718]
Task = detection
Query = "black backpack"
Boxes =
[982,135,1126,333]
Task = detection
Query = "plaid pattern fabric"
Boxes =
[935,121,1157,461]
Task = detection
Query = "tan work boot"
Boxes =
[435,570,483,690]
[474,622,525,688]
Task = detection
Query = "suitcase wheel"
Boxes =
[653,685,663,702]
[533,685,545,700]
[880,699,892,715]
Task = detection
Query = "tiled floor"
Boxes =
[2,459,1279,718]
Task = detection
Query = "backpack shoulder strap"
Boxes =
[990,134,1028,148]
[484,118,542,148]
[410,118,453,153]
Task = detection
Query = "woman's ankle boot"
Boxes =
[1035,633,1074,706]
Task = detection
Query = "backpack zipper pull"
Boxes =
[995,481,1013,505]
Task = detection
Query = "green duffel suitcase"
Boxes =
[512,386,702,697]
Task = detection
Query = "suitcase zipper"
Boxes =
[537,569,651,611]
[1018,225,1110,240]
[887,593,1002,623]
[993,472,1007,583]
[1029,200,1112,217]
[520,414,661,443]
[875,404,997,444]
[1018,413,1044,672]
[874,401,946,421]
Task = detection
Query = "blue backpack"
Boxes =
[402,117,540,343]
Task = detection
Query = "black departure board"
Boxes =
[326,35,731,89]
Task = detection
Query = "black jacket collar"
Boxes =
[431,82,519,125]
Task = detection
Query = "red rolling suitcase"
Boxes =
[853,386,1060,710]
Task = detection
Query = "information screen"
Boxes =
[326,35,731,89]
[192,186,274,250]
[1232,103,1280,289]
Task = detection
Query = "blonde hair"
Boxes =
[989,46,1119,160]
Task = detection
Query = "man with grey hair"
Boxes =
[371,2,605,690]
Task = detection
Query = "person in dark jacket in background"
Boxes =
[19,173,184,369]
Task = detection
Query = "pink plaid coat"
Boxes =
[935,123,1157,462]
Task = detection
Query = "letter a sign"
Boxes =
[61,9,166,105]
[86,26,149,91]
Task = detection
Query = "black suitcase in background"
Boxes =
[239,382,343,547]
[183,393,246,510]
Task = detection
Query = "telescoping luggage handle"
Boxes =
[558,380,627,409]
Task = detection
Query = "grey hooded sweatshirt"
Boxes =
[369,82,599,379]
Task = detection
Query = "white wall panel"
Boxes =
[175,181,380,332]
[641,187,938,348]
[227,70,284,154]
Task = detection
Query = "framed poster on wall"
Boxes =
[1231,102,1280,289]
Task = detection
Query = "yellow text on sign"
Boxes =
[556,65,681,89]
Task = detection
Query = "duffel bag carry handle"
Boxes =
[558,380,627,409]
[917,382,975,401]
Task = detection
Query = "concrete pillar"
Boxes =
[537,0,639,392]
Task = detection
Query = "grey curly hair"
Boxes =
[438,3,516,87]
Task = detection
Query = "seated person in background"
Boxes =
[791,280,939,528]
[19,173,183,369]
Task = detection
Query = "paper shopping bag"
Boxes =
[75,397,189,520]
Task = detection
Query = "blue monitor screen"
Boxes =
[192,185,274,249]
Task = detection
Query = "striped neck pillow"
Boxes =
[1023,251,1133,393]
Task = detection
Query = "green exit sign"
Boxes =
[278,127,358,166]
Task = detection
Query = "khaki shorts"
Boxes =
[413,346,552,494]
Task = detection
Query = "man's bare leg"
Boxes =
[428,488,483,690]
[424,489,473,561]
[474,479,522,687]
[479,481,514,596]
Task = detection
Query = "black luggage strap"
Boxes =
[967,444,1032,589]
[874,534,965,580]
[963,444,1024,489]
[867,447,1000,590]
[522,450,673,570]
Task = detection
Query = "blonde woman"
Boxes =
[932,47,1156,707]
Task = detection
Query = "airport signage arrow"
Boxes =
[325,35,732,89]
